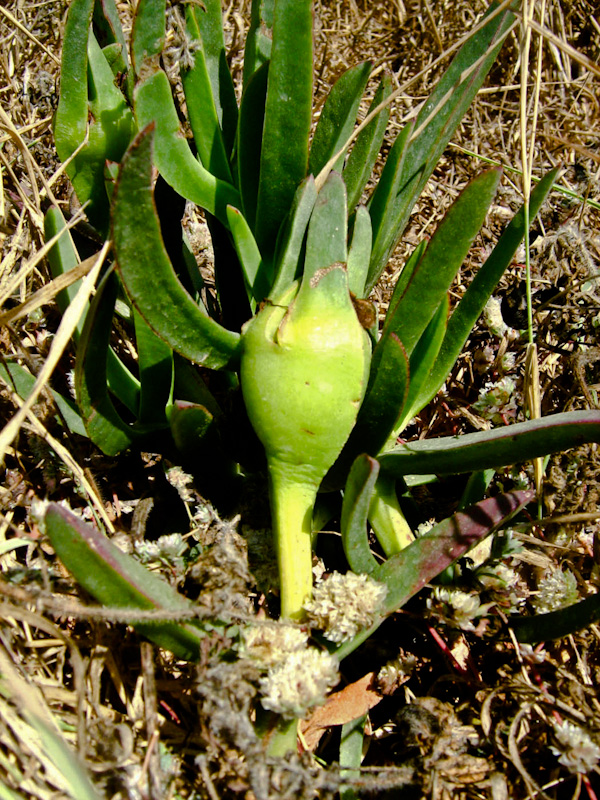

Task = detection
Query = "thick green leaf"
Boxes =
[54,0,94,160]
[303,172,348,282]
[375,490,532,613]
[227,206,272,305]
[192,0,238,154]
[346,205,372,298]
[335,489,533,659]
[368,473,414,556]
[340,715,367,800]
[44,207,140,416]
[243,0,275,87]
[309,61,372,176]
[236,62,269,230]
[378,411,600,476]
[254,0,313,259]
[365,1,517,292]
[182,5,233,183]
[512,594,600,644]
[341,454,380,575]
[0,362,87,438]
[381,168,502,359]
[343,74,392,213]
[112,125,241,369]
[366,119,413,281]
[270,176,318,298]
[131,0,165,73]
[44,503,207,661]
[54,0,135,232]
[412,167,560,412]
[168,400,214,455]
[75,273,154,455]
[134,309,174,425]
[395,294,449,431]
[134,71,240,226]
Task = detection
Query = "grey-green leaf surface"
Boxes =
[412,167,559,412]
[74,273,153,456]
[365,0,517,292]
[346,205,372,298]
[378,411,600,476]
[112,125,240,369]
[341,454,380,575]
[131,0,165,73]
[44,503,207,661]
[270,176,318,298]
[134,71,240,226]
[309,61,372,176]
[381,168,502,359]
[335,489,533,659]
[182,5,232,183]
[254,0,313,259]
[343,74,392,214]
[191,0,238,154]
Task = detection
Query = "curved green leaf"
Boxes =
[365,1,517,292]
[368,473,414,557]
[134,70,240,226]
[346,205,372,298]
[236,61,269,230]
[343,73,392,213]
[270,176,318,298]
[183,5,233,183]
[112,125,241,369]
[54,0,94,160]
[395,294,449,431]
[378,411,600,476]
[512,593,600,644]
[309,61,372,176]
[134,309,173,425]
[44,206,141,416]
[0,362,87,438]
[44,503,206,661]
[226,205,271,305]
[75,272,155,456]
[191,0,238,154]
[131,0,165,73]
[413,167,560,412]
[243,0,275,87]
[255,0,313,259]
[341,454,380,575]
[335,489,533,659]
[381,168,502,359]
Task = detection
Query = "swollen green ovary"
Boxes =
[241,287,370,618]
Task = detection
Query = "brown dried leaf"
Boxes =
[299,672,383,751]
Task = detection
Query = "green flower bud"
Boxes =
[241,264,371,617]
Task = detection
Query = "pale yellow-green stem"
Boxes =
[269,467,315,619]
[368,473,414,557]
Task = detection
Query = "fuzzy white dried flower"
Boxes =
[304,571,388,643]
[472,377,517,423]
[259,648,339,718]
[550,721,600,774]
[239,622,307,666]
[165,466,195,504]
[531,568,579,614]
[135,533,187,570]
[483,296,509,337]
[428,587,493,632]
